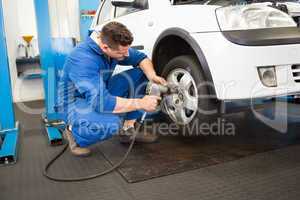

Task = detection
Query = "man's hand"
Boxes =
[150,74,168,86]
[139,95,161,112]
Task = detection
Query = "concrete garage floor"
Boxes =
[1,100,300,200]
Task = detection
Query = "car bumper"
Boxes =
[191,32,300,100]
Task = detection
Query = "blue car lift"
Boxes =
[0,0,20,165]
[34,0,64,146]
[34,0,78,146]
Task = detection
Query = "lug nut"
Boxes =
[178,93,184,100]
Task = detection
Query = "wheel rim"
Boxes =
[165,68,198,125]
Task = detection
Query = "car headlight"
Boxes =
[216,3,297,31]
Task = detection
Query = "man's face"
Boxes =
[103,43,130,61]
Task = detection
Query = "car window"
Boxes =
[97,0,114,25]
[115,0,149,18]
[115,7,139,17]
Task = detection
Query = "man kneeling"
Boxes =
[58,22,167,156]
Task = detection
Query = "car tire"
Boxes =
[160,55,218,136]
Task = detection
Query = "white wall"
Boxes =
[2,0,21,102]
[17,0,37,37]
[17,0,39,56]
[2,0,80,102]
[2,0,43,102]
[48,0,80,40]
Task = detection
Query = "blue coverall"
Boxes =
[57,35,148,147]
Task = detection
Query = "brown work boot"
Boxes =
[119,125,159,144]
[63,129,91,157]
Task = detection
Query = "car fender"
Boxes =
[152,28,216,96]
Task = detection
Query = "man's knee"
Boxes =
[77,114,121,133]
[71,114,122,147]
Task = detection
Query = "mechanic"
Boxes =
[58,21,167,157]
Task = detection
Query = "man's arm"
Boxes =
[113,97,141,113]
[112,48,166,113]
[112,95,161,114]
[139,58,167,85]
[112,58,165,114]
[118,48,167,85]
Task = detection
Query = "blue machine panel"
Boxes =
[0,1,15,130]
[46,126,64,146]
[34,0,57,120]
[79,0,101,40]
[0,1,19,165]
[34,0,63,145]
[34,0,102,145]
[0,125,19,165]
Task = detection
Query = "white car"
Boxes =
[91,0,300,128]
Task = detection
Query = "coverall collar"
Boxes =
[88,31,104,56]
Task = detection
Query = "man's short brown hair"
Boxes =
[100,22,133,50]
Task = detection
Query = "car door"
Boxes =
[112,1,157,73]
[90,0,115,33]
[113,0,152,57]
[91,0,154,74]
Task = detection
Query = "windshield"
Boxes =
[172,0,207,4]
[172,0,300,6]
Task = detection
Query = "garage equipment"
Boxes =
[0,0,20,165]
[22,35,34,58]
[79,0,100,40]
[34,0,77,146]
[44,82,171,182]
[33,0,64,145]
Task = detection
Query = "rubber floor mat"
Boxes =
[98,113,300,183]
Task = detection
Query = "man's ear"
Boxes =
[100,42,109,51]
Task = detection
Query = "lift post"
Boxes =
[33,0,64,145]
[0,0,20,165]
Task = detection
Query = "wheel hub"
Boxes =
[164,94,183,111]
[163,68,199,125]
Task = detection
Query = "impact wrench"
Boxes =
[43,82,171,182]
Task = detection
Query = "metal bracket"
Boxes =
[0,122,20,165]
[42,113,64,146]
[45,126,64,146]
